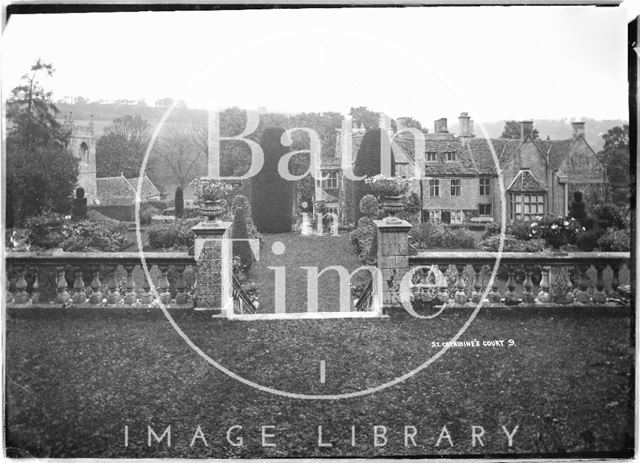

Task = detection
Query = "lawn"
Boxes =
[5,307,633,458]
[248,232,371,313]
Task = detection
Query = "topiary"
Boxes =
[174,186,184,218]
[352,129,395,222]
[71,187,88,220]
[251,127,294,233]
[359,194,379,219]
[232,207,254,271]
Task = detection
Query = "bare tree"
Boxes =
[154,126,205,189]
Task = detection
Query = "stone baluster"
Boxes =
[536,266,551,303]
[72,266,87,304]
[174,265,188,306]
[609,261,622,295]
[470,264,483,304]
[89,266,103,305]
[454,264,467,305]
[31,268,40,304]
[521,267,536,304]
[123,264,137,305]
[437,264,449,304]
[593,263,607,304]
[105,265,119,305]
[56,266,71,304]
[139,268,154,306]
[158,265,171,306]
[13,265,30,305]
[487,265,501,304]
[504,265,520,305]
[573,264,591,304]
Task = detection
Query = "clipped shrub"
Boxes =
[140,206,161,226]
[232,194,261,241]
[446,228,476,249]
[87,209,118,223]
[349,225,375,263]
[576,229,604,252]
[175,186,184,218]
[352,129,395,222]
[409,222,476,250]
[480,234,546,252]
[147,219,197,251]
[61,221,128,252]
[232,207,254,271]
[482,221,502,240]
[251,127,294,233]
[359,194,379,218]
[71,187,88,220]
[597,228,630,252]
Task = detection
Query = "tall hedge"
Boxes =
[251,127,294,233]
[174,186,184,218]
[353,129,395,222]
[232,207,254,271]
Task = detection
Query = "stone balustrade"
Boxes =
[5,252,197,308]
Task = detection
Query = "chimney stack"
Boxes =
[458,112,474,137]
[572,121,585,139]
[520,120,534,140]
[434,118,448,133]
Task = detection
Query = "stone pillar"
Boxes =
[191,221,232,315]
[374,219,412,311]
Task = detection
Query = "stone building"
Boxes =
[329,113,608,225]
[64,114,161,206]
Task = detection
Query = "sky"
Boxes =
[2,6,629,125]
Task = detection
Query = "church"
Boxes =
[64,114,161,206]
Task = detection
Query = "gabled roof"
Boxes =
[534,139,573,171]
[507,169,547,192]
[96,174,160,205]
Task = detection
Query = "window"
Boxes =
[446,151,456,162]
[429,179,439,196]
[451,179,461,196]
[428,210,441,223]
[450,210,463,224]
[479,177,491,196]
[79,142,89,164]
[320,171,338,189]
[479,204,492,216]
[426,151,437,162]
[510,193,544,221]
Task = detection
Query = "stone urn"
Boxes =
[199,199,227,222]
[381,194,405,223]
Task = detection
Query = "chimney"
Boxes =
[520,120,534,140]
[396,117,409,133]
[458,112,473,137]
[572,121,585,139]
[434,118,448,133]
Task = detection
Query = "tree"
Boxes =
[232,207,254,271]
[501,120,539,139]
[6,59,78,226]
[352,129,395,222]
[96,115,150,177]
[153,126,205,189]
[174,186,184,218]
[349,106,381,130]
[598,124,630,205]
[251,127,294,233]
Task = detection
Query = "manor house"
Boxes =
[322,113,608,225]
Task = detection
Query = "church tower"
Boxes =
[64,113,98,204]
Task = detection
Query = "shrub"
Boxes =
[576,229,604,252]
[24,211,68,249]
[140,206,161,226]
[232,194,261,241]
[251,127,294,233]
[87,209,118,223]
[409,222,476,250]
[352,129,395,222]
[357,216,374,229]
[61,221,128,252]
[597,228,630,252]
[147,219,197,251]
[593,203,627,230]
[508,220,534,241]
[349,219,376,264]
[530,216,582,248]
[232,207,254,271]
[175,187,184,218]
[359,194,379,218]
[480,234,546,252]
[482,221,502,240]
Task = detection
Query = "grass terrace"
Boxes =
[6,307,633,458]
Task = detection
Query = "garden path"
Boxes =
[248,231,370,313]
